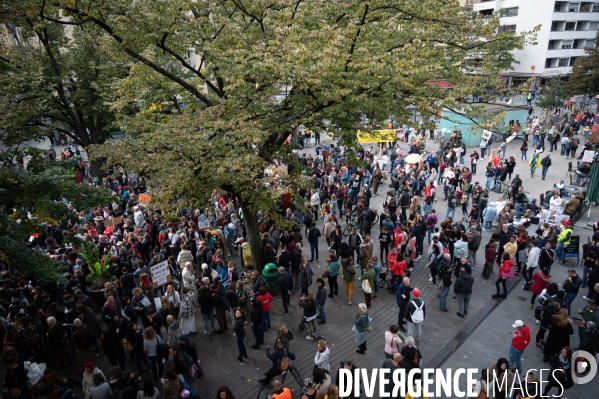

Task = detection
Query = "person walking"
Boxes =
[233,309,248,362]
[327,254,340,298]
[529,153,541,178]
[508,320,530,375]
[454,267,474,318]
[342,258,356,305]
[360,263,375,308]
[529,268,552,309]
[315,278,327,324]
[492,253,514,299]
[404,289,425,342]
[299,294,318,340]
[354,303,370,354]
[395,277,411,332]
[541,153,552,180]
[299,258,313,296]
[307,222,321,262]
[314,339,331,371]
[278,266,293,315]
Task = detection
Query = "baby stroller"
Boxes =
[378,266,392,289]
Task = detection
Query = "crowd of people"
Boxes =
[1,104,599,399]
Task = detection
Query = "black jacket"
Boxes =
[278,251,292,269]
[307,227,322,243]
[173,351,190,375]
[181,340,199,363]
[453,274,474,295]
[278,273,293,293]
[563,274,582,295]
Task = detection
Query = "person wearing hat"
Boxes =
[508,320,530,375]
[82,362,105,395]
[404,288,425,342]
[555,221,573,265]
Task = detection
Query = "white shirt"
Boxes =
[549,196,564,211]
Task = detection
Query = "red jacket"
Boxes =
[530,270,551,295]
[511,325,531,351]
[499,259,514,278]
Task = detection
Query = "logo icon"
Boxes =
[571,350,597,385]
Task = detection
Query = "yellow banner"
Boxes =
[357,129,397,144]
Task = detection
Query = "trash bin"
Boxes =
[262,263,280,296]
[240,242,252,268]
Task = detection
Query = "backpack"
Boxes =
[534,305,547,321]
[179,380,198,399]
[411,300,424,323]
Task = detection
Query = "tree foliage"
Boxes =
[9,0,537,270]
[565,31,599,104]
[0,149,114,284]
[536,76,568,111]
[0,6,128,149]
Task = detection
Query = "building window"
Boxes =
[580,2,593,12]
[565,22,576,30]
[576,21,589,30]
[568,3,580,12]
[593,5,599,12]
[551,21,561,31]
[499,7,519,17]
[558,58,570,67]
[562,40,573,49]
[555,2,568,12]
[545,58,554,68]
[548,40,557,49]
[498,24,517,33]
[569,57,578,66]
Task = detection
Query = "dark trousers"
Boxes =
[329,274,339,295]
[263,367,282,384]
[237,333,247,358]
[495,277,508,295]
[215,308,228,331]
[252,324,264,346]
[398,305,407,327]
[148,354,163,380]
[281,291,290,313]
[536,327,547,343]
[108,354,126,370]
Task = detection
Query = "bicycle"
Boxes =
[579,102,591,111]
[343,215,359,237]
[255,365,302,399]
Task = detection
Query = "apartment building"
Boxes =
[465,0,599,87]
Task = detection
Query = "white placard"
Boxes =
[150,260,170,287]
[582,150,596,163]
[505,133,517,143]
[154,297,162,311]
[482,130,493,140]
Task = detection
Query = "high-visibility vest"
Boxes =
[558,227,573,246]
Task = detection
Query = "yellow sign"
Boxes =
[357,129,397,144]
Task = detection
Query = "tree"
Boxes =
[0,149,113,285]
[32,0,535,271]
[536,76,567,111]
[0,7,128,174]
[565,30,599,110]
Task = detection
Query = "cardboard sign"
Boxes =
[104,216,123,227]
[582,150,596,163]
[481,129,493,140]
[138,194,152,204]
[276,165,288,175]
[150,260,171,288]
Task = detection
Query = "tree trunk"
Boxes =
[241,203,266,273]
[89,158,104,178]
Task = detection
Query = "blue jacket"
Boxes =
[482,206,497,222]
[266,347,296,370]
[396,283,412,307]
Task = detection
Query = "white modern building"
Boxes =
[465,0,599,87]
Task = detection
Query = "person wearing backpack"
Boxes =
[404,289,425,342]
